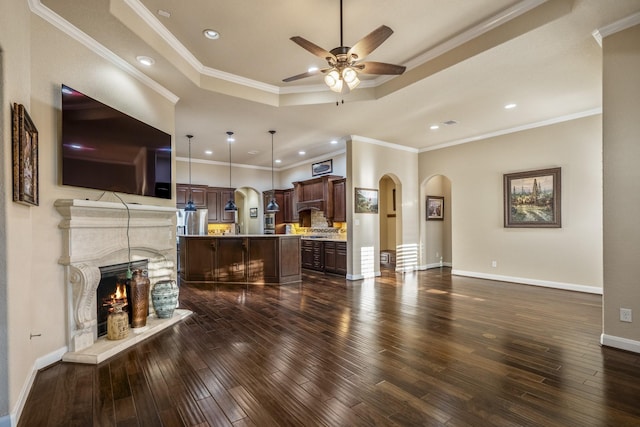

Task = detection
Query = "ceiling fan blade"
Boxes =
[357,61,406,75]
[290,36,335,60]
[283,67,333,83]
[348,25,394,60]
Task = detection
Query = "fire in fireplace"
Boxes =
[96,260,148,337]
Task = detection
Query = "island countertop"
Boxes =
[178,235,301,285]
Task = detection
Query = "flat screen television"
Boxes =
[61,84,172,199]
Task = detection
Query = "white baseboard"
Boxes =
[601,334,640,354]
[346,271,381,281]
[11,346,67,426]
[452,269,603,294]
[420,262,452,270]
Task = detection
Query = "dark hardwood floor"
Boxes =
[19,268,640,426]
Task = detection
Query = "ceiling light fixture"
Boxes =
[504,103,517,109]
[136,56,155,66]
[203,29,220,40]
[224,131,237,211]
[185,134,196,212]
[266,130,280,212]
[283,0,405,95]
[330,139,338,145]
[430,124,440,130]
[298,151,306,155]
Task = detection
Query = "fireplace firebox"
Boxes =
[96,259,148,337]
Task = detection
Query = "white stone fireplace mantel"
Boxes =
[55,198,191,364]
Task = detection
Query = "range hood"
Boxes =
[296,200,325,212]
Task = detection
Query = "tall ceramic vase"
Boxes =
[151,279,179,318]
[130,269,150,328]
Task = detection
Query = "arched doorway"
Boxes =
[234,187,261,234]
[379,175,401,271]
[421,175,452,269]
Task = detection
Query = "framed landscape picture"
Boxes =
[354,187,378,214]
[249,207,258,218]
[426,196,444,220]
[12,103,39,206]
[504,167,561,228]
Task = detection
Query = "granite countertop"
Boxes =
[180,234,301,238]
[300,236,346,242]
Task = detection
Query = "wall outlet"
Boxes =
[491,260,497,268]
[620,308,633,322]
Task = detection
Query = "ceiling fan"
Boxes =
[283,0,406,94]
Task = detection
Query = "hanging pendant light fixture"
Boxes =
[266,130,280,212]
[224,131,237,211]
[184,134,197,212]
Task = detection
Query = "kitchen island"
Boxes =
[178,235,301,285]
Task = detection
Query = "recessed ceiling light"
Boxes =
[248,150,259,155]
[275,159,282,164]
[330,139,338,144]
[136,56,155,66]
[504,103,517,109]
[204,150,213,155]
[203,29,220,40]
[298,151,306,155]
[157,9,171,18]
[429,124,440,130]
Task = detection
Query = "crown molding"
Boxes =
[122,0,543,99]
[592,11,640,47]
[420,107,602,152]
[29,0,179,103]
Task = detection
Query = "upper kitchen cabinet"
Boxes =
[177,184,207,209]
[207,187,236,223]
[283,188,299,223]
[329,178,346,222]
[293,175,341,214]
[177,184,235,223]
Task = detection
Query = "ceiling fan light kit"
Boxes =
[284,0,405,94]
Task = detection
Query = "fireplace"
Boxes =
[55,198,192,364]
[96,260,148,337]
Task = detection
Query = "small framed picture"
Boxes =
[312,159,333,176]
[355,187,378,214]
[249,207,258,218]
[12,103,39,206]
[426,196,444,220]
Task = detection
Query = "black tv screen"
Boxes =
[61,84,172,199]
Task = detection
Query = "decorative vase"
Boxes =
[151,279,179,318]
[107,302,129,340]
[130,269,150,328]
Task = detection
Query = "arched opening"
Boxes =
[379,174,400,271]
[234,187,262,234]
[421,175,452,269]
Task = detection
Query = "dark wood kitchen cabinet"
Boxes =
[207,187,236,223]
[283,188,299,223]
[301,239,324,271]
[176,184,207,209]
[324,241,347,275]
[329,178,346,222]
[179,235,301,284]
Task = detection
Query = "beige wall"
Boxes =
[419,115,603,291]
[602,23,640,349]
[1,10,175,421]
[1,1,32,423]
[422,175,452,268]
[347,137,420,278]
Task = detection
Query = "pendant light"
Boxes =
[184,134,196,212]
[224,131,237,211]
[266,130,280,212]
